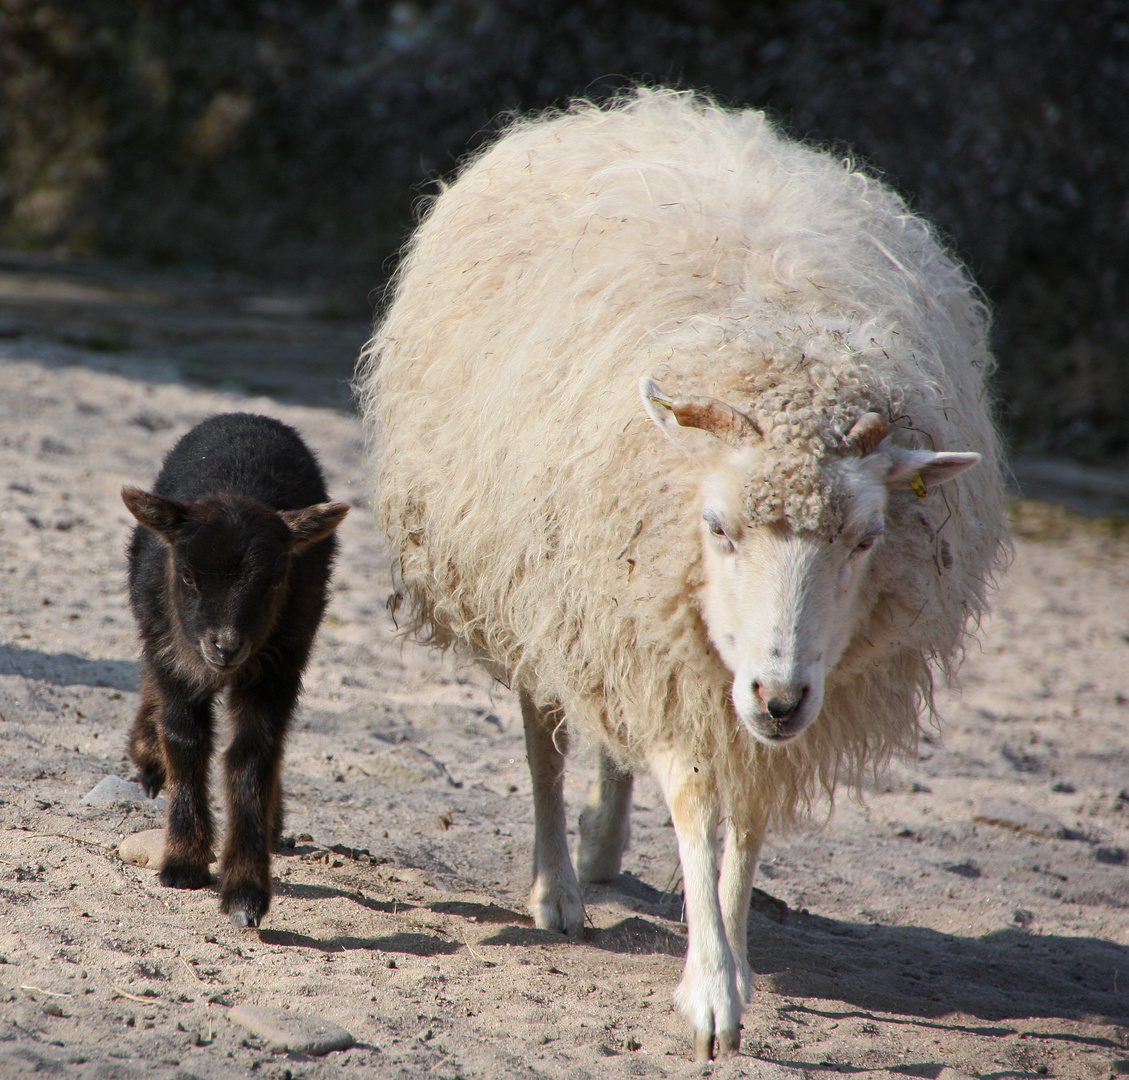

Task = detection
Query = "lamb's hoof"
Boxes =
[136,764,165,798]
[221,885,269,929]
[159,860,211,890]
[228,907,260,929]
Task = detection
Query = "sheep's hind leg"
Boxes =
[650,745,742,1061]
[576,747,633,883]
[520,690,585,937]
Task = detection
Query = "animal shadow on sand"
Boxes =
[750,907,1128,1026]
[576,873,1128,1026]
[0,644,138,691]
[477,872,1127,1027]
[261,879,459,956]
[260,868,1127,1028]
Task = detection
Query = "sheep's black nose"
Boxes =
[755,683,809,727]
[766,696,799,722]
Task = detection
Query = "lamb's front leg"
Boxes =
[155,681,215,891]
[220,675,296,928]
[520,689,585,937]
[650,746,742,1061]
[718,814,765,1004]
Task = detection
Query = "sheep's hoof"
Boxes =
[693,1029,715,1062]
[159,860,211,890]
[717,1027,741,1058]
[692,1026,741,1061]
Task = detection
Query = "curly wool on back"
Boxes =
[359,88,1008,826]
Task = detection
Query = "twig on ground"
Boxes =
[179,955,204,983]
[459,927,494,966]
[26,832,116,853]
[112,985,157,1004]
[20,985,73,998]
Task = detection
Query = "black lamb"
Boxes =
[122,412,348,927]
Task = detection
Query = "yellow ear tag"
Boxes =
[910,474,928,499]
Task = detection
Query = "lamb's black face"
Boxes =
[172,510,292,672]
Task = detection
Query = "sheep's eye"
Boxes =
[180,573,197,590]
[853,533,882,554]
[702,513,726,538]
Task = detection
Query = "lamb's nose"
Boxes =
[207,633,242,667]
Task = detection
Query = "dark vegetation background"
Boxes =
[1,0,1127,460]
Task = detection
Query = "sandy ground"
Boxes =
[1,335,1127,1080]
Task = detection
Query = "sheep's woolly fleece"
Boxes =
[359,89,1009,825]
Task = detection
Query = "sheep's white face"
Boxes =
[695,456,888,743]
[640,378,980,747]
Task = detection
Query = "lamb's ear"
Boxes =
[640,377,759,452]
[882,447,981,493]
[121,487,189,543]
[280,502,350,550]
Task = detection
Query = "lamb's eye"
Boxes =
[180,573,197,590]
[853,533,881,554]
[708,519,725,537]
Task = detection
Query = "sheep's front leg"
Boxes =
[576,747,633,883]
[719,815,765,1003]
[220,676,296,928]
[520,690,585,937]
[650,746,742,1061]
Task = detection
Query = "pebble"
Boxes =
[118,829,166,868]
[82,774,165,809]
[228,1005,354,1055]
[971,798,1067,838]
[363,745,458,788]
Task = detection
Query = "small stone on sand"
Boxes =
[82,774,164,808]
[228,1004,354,1055]
[118,829,166,868]
[971,799,1067,838]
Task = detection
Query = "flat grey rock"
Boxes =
[228,1004,354,1055]
[972,798,1067,838]
[82,774,165,809]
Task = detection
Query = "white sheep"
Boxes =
[357,88,1008,1061]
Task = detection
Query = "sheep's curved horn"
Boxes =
[844,412,889,456]
[671,396,761,447]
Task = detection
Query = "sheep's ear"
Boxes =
[639,377,759,452]
[882,447,981,493]
[280,502,350,550]
[121,487,189,543]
